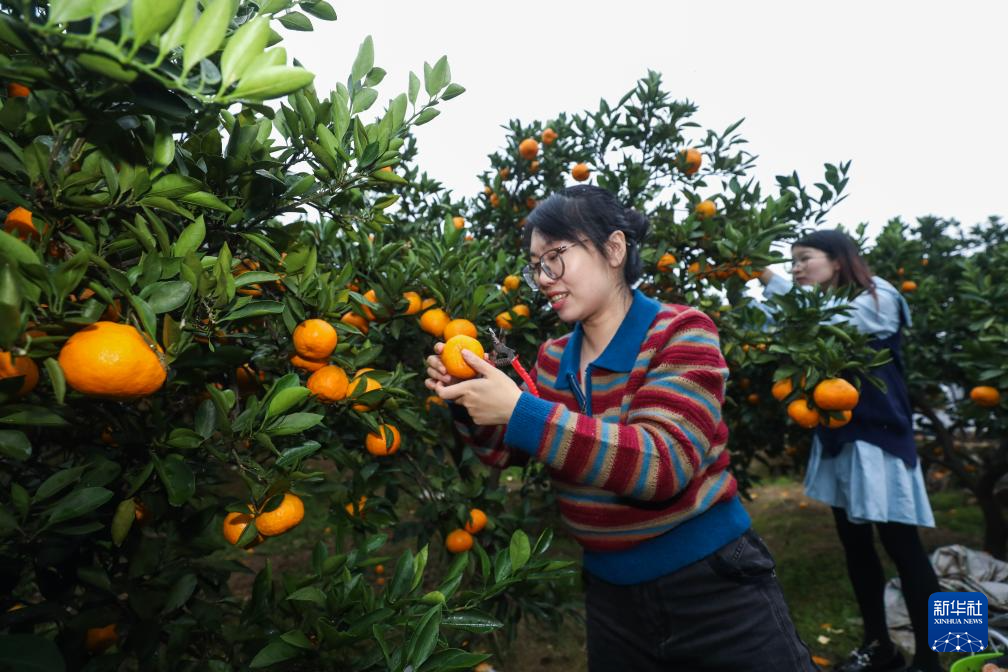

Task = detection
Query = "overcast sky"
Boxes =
[282,1,1007,241]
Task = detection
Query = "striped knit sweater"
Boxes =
[452,289,751,585]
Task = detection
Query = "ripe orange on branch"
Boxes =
[518,137,539,160]
[307,365,349,403]
[446,529,474,553]
[571,163,590,182]
[813,378,859,411]
[443,318,478,340]
[970,386,1001,408]
[541,127,558,145]
[3,206,38,241]
[680,148,702,175]
[419,308,451,338]
[0,351,39,397]
[464,508,488,534]
[58,322,166,399]
[365,424,401,456]
[694,200,717,220]
[657,253,677,273]
[293,319,338,359]
[787,399,821,428]
[256,493,304,537]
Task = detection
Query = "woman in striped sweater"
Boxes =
[425,185,817,671]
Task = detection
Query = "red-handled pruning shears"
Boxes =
[487,327,539,397]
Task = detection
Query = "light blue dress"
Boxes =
[760,274,935,527]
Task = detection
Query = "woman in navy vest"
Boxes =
[759,230,943,672]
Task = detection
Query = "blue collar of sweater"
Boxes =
[557,288,662,378]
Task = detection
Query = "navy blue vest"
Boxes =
[814,317,918,468]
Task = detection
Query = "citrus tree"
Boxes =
[868,215,1008,556]
[0,2,572,670]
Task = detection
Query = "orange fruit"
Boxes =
[85,624,118,653]
[234,258,262,297]
[483,185,493,195]
[495,304,530,330]
[571,163,590,182]
[489,193,500,208]
[771,377,794,401]
[464,233,474,242]
[348,369,382,411]
[307,365,349,403]
[453,216,466,230]
[365,424,401,456]
[0,351,39,397]
[694,200,717,220]
[236,364,264,396]
[503,275,521,292]
[344,495,367,517]
[375,563,384,575]
[444,318,478,340]
[787,399,821,429]
[901,280,917,293]
[293,319,338,360]
[290,354,328,372]
[657,253,677,273]
[340,312,370,334]
[256,493,304,536]
[820,410,853,428]
[970,385,1001,408]
[529,160,540,173]
[921,258,929,266]
[680,148,702,175]
[133,498,149,524]
[526,197,537,210]
[3,206,38,241]
[498,167,511,180]
[58,322,166,399]
[6,82,30,98]
[222,509,257,545]
[420,297,437,311]
[441,335,486,380]
[419,308,451,338]
[445,528,474,553]
[518,137,539,160]
[746,393,760,406]
[425,394,446,411]
[739,377,751,390]
[541,127,558,145]
[897,266,905,277]
[813,378,859,411]
[100,426,117,447]
[464,508,487,534]
[360,289,381,321]
[402,291,422,315]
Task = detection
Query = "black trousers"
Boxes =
[584,529,819,672]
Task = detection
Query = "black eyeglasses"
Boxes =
[521,241,585,290]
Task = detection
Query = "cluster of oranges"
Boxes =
[445,507,488,554]
[222,492,305,548]
[772,375,860,429]
[289,318,399,456]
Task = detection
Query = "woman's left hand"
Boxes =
[436,350,523,426]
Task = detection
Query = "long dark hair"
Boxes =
[521,185,649,287]
[793,230,876,297]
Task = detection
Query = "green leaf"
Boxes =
[228,66,315,101]
[0,430,31,461]
[442,83,465,100]
[250,641,300,668]
[351,35,374,82]
[35,466,86,502]
[194,400,216,438]
[111,498,135,546]
[301,1,336,20]
[509,529,531,571]
[47,486,113,524]
[51,0,118,23]
[131,0,185,48]
[418,649,489,672]
[159,0,197,54]
[0,635,65,672]
[415,108,440,126]
[265,412,324,436]
[43,358,65,405]
[441,610,504,634]
[266,387,311,420]
[278,11,312,31]
[219,300,285,322]
[408,71,420,104]
[351,87,378,114]
[0,405,68,427]
[163,573,198,612]
[154,454,196,506]
[0,230,42,267]
[127,294,158,342]
[407,604,442,667]
[285,586,325,605]
[139,280,193,313]
[148,174,202,199]
[182,0,237,75]
[275,441,321,468]
[279,630,314,649]
[219,15,270,90]
[178,190,232,212]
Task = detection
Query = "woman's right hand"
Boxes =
[425,342,462,391]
